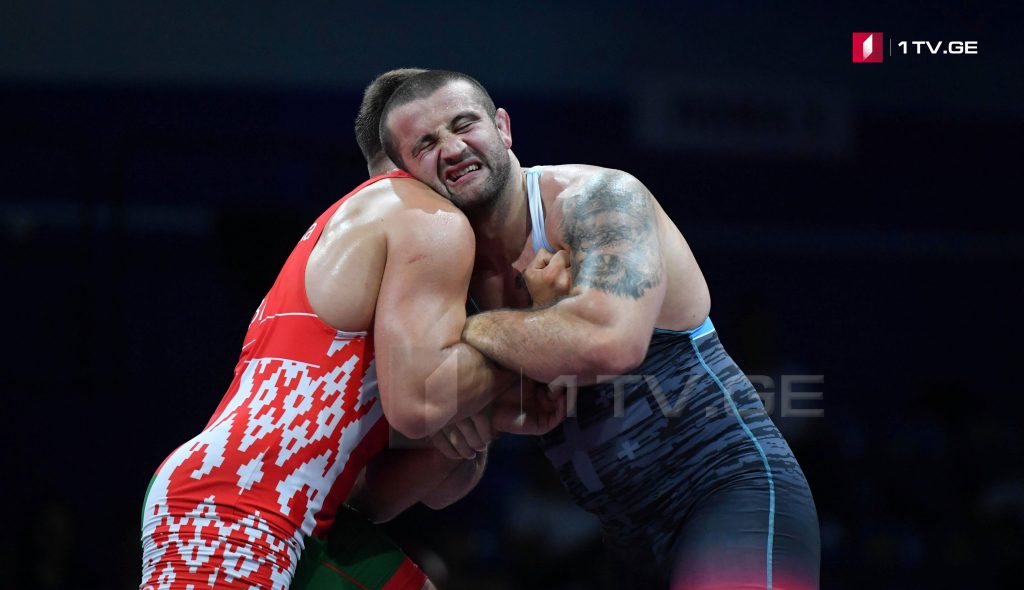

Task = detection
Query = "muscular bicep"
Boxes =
[373,207,475,424]
[558,171,666,329]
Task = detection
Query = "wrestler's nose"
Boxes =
[439,133,468,162]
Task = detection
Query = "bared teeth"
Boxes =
[449,164,480,182]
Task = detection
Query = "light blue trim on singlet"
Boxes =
[655,316,716,339]
[689,336,776,589]
[526,167,556,253]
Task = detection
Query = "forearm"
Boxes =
[386,339,517,439]
[423,342,516,431]
[463,301,612,383]
[421,448,488,510]
[348,448,463,523]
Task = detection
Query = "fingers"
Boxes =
[447,426,477,459]
[490,394,522,433]
[470,411,493,446]
[543,251,572,294]
[430,427,476,460]
[500,388,566,436]
[530,384,566,435]
[546,387,568,432]
[490,405,513,433]
[490,378,567,435]
[549,249,571,269]
[454,416,488,453]
[493,409,529,435]
[430,431,461,460]
[491,396,527,434]
[530,247,554,269]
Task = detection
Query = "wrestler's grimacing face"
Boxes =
[386,81,512,211]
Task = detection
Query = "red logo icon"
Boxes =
[852,32,884,63]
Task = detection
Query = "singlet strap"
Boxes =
[526,167,556,254]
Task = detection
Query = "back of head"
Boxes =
[355,68,427,173]
[380,70,496,167]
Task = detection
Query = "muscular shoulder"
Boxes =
[387,177,466,216]
[538,164,644,207]
[314,177,474,272]
[333,177,469,233]
[382,178,476,260]
[537,165,650,239]
[330,177,457,221]
[545,166,662,298]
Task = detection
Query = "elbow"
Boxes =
[384,397,428,440]
[380,371,450,440]
[384,396,449,441]
[561,296,648,378]
[388,414,428,441]
[421,494,456,511]
[387,407,441,441]
[583,329,649,377]
[383,345,464,439]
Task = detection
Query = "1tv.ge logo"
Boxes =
[853,32,979,62]
[852,32,884,63]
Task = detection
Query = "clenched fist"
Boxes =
[523,248,572,307]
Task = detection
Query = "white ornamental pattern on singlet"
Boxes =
[140,336,381,590]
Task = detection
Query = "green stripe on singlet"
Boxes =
[291,505,408,590]
[141,476,157,527]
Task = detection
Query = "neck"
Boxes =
[466,152,530,269]
[367,156,399,177]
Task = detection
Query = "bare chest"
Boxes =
[469,240,537,311]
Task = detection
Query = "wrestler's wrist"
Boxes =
[462,315,483,345]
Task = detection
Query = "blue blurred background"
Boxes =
[2,1,1022,588]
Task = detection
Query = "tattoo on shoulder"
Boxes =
[560,172,663,299]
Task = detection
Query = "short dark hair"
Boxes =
[380,70,496,167]
[355,68,427,168]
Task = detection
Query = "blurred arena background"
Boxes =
[1,2,1022,588]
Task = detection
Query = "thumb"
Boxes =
[549,249,571,269]
[530,247,554,269]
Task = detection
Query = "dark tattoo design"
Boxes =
[561,172,663,299]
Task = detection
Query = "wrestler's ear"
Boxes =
[495,108,512,149]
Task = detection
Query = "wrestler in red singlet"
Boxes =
[140,172,412,590]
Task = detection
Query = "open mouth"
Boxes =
[445,162,482,186]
